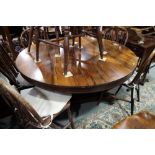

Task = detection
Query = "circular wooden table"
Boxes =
[15,36,138,94]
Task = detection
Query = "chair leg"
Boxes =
[55,26,60,55]
[63,35,69,76]
[28,27,34,53]
[96,92,103,106]
[96,28,104,59]
[140,64,150,85]
[35,27,41,62]
[72,37,75,46]
[78,36,81,49]
[115,85,122,95]
[67,106,75,129]
[131,87,135,115]
[43,27,49,39]
[136,84,140,102]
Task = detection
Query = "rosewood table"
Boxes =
[15,36,138,94]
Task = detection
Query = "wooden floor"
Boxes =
[15,36,138,93]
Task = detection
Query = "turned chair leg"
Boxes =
[63,35,69,76]
[140,64,150,85]
[67,106,75,129]
[131,87,135,115]
[136,84,140,102]
[55,26,60,55]
[35,27,40,62]
[72,37,75,46]
[43,27,49,39]
[28,27,34,53]
[96,27,104,59]
[78,36,81,48]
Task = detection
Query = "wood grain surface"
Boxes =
[15,36,138,93]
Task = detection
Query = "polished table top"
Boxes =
[15,36,138,94]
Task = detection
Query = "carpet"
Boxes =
[75,65,155,128]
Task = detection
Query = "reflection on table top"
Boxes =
[15,36,138,93]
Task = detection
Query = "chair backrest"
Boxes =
[131,48,155,84]
[69,26,83,35]
[0,80,51,128]
[102,27,128,45]
[0,44,19,86]
[0,27,18,61]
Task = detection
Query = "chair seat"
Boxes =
[0,72,10,83]
[16,73,32,86]
[0,72,33,89]
[113,111,155,129]
[21,87,72,119]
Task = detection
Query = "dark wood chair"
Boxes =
[25,26,110,76]
[26,26,85,76]
[102,26,129,46]
[82,26,104,58]
[66,26,104,60]
[0,27,22,60]
[0,44,33,92]
[26,27,66,75]
[127,27,155,83]
[130,26,155,37]
[115,49,155,115]
[0,80,74,129]
[113,111,155,129]
[130,27,155,74]
[19,27,30,48]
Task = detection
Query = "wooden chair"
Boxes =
[67,26,104,59]
[27,26,61,52]
[0,44,33,92]
[130,27,155,76]
[84,26,128,60]
[0,27,20,61]
[0,80,74,129]
[20,27,30,48]
[113,111,155,129]
[102,27,129,46]
[130,26,155,37]
[26,26,85,76]
[115,49,155,115]
[26,26,107,75]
